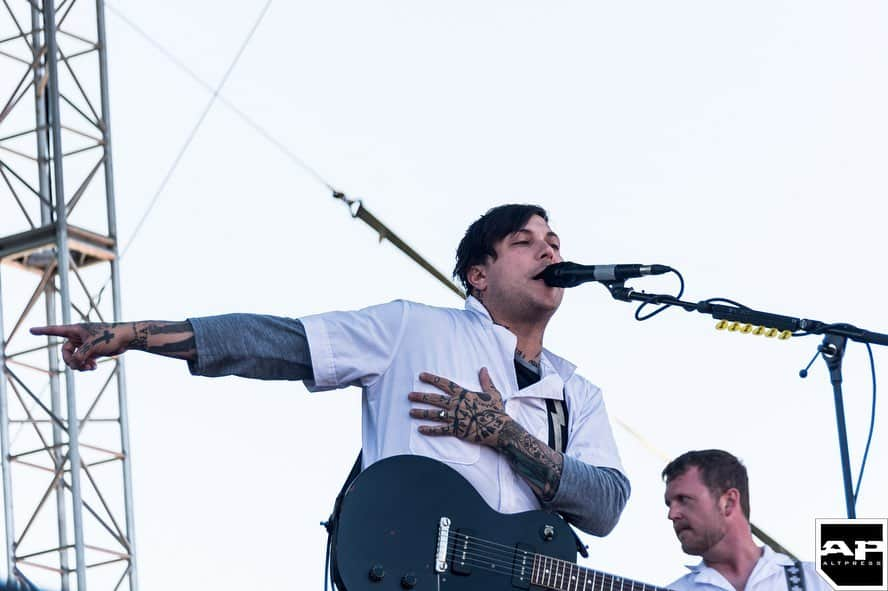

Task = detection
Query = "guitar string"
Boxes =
[443,545,601,590]
[444,536,591,585]
[445,534,518,561]
[445,533,575,571]
[445,531,532,555]
[441,554,635,591]
[444,535,534,571]
[443,543,522,573]
[445,532,580,568]
[443,534,659,591]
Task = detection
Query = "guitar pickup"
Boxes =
[511,543,534,589]
[450,529,474,576]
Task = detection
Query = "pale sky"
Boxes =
[2,2,887,590]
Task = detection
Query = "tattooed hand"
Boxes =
[408,367,511,448]
[29,323,133,370]
[30,321,195,371]
[408,366,564,502]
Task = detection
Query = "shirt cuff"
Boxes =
[542,454,631,536]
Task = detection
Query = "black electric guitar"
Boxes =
[333,455,669,591]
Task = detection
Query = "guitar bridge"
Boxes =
[435,517,450,573]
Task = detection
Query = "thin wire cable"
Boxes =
[104,2,333,192]
[853,342,877,502]
[99,3,464,306]
[93,1,335,308]
[699,297,751,310]
[114,0,274,261]
[633,267,684,321]
[91,1,277,308]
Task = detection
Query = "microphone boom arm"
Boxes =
[603,282,888,346]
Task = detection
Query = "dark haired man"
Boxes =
[32,204,629,535]
[663,450,828,591]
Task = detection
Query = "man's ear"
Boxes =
[722,489,740,517]
[467,264,487,295]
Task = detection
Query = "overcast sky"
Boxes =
[2,2,887,590]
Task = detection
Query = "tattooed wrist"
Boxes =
[128,323,148,350]
[496,419,563,502]
[126,321,196,359]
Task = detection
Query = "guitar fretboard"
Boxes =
[531,554,670,591]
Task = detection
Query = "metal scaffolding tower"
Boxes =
[0,1,136,590]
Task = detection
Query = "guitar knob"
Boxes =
[401,572,418,589]
[368,564,385,582]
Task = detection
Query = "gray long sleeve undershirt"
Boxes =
[186,313,630,536]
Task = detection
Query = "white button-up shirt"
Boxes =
[301,296,624,514]
[668,546,831,591]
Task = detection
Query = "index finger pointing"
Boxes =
[31,325,78,338]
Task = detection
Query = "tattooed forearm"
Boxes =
[128,323,148,350]
[496,420,564,502]
[143,321,194,335]
[127,321,195,359]
[146,338,196,356]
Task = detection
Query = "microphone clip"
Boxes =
[605,282,634,302]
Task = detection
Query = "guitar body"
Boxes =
[333,454,577,591]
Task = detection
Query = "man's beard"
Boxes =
[679,524,726,556]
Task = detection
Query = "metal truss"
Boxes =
[0,1,136,590]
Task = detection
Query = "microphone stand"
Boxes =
[603,281,887,517]
[819,334,856,518]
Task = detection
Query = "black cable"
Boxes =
[324,532,332,591]
[698,297,751,310]
[633,267,685,321]
[853,343,877,503]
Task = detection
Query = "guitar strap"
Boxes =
[324,451,362,591]
[514,355,569,454]
[545,397,569,454]
[782,561,807,591]
[514,358,586,558]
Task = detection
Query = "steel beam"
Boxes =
[0,1,136,589]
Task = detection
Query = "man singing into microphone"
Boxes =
[32,204,630,535]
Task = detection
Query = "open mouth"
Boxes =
[532,265,554,281]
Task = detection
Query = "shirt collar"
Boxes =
[463,296,577,382]
[761,545,795,566]
[464,295,491,320]
[684,546,794,585]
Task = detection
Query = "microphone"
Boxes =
[535,261,671,288]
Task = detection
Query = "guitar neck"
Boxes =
[531,554,669,591]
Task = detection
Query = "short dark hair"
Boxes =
[453,204,549,296]
[662,449,751,520]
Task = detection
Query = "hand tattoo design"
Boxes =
[408,368,509,447]
[408,367,564,502]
